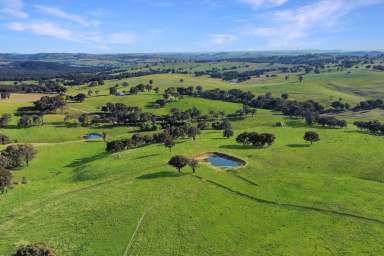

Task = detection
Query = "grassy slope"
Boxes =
[68,68,384,107]
[0,73,384,255]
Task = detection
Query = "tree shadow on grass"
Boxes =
[284,120,308,128]
[219,145,259,150]
[343,130,370,135]
[287,144,310,148]
[66,152,110,168]
[136,171,185,180]
[135,154,159,160]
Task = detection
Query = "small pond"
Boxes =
[196,152,246,170]
[83,133,103,140]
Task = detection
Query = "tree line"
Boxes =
[354,120,384,135]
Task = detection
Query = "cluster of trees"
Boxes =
[172,86,328,119]
[34,96,65,112]
[212,119,232,130]
[0,91,11,99]
[354,120,384,135]
[0,144,36,193]
[236,132,275,147]
[330,101,350,112]
[17,115,44,128]
[195,68,277,82]
[106,122,201,153]
[68,69,167,87]
[106,133,165,153]
[67,93,86,102]
[0,80,66,94]
[98,103,154,126]
[0,144,36,169]
[353,99,384,111]
[168,155,198,173]
[317,116,347,128]
[373,65,384,71]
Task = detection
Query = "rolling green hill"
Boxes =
[1,69,384,255]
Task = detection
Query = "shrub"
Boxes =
[14,243,56,256]
[236,132,275,147]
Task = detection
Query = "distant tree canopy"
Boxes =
[354,120,384,135]
[33,96,65,112]
[354,99,384,111]
[0,80,66,94]
[236,132,275,147]
[317,116,347,128]
[68,93,86,102]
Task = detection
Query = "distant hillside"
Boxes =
[0,51,383,66]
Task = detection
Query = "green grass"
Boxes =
[68,68,384,108]
[1,73,384,255]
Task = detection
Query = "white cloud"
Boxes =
[109,32,137,44]
[209,34,237,45]
[245,0,384,47]
[35,5,100,27]
[0,0,28,18]
[7,21,73,40]
[240,0,288,8]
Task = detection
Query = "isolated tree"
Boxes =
[109,87,117,96]
[0,113,11,128]
[187,126,200,141]
[87,89,93,97]
[304,131,320,145]
[164,137,175,152]
[0,134,11,145]
[223,129,234,139]
[0,168,12,194]
[299,75,304,83]
[19,144,36,166]
[18,116,32,128]
[189,159,199,173]
[102,132,107,142]
[168,155,189,173]
[281,93,289,100]
[304,111,314,126]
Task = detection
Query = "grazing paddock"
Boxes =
[1,67,384,255]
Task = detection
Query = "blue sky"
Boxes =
[0,0,383,53]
